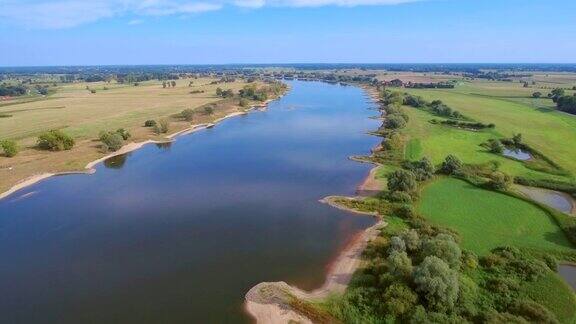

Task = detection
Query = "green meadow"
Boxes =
[417,177,573,255]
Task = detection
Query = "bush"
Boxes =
[487,139,504,154]
[239,98,250,107]
[115,128,131,140]
[413,256,459,312]
[154,119,170,134]
[388,191,412,203]
[401,229,421,252]
[144,120,157,127]
[440,154,462,175]
[511,300,558,324]
[385,114,407,129]
[181,108,194,121]
[486,171,512,190]
[204,106,214,115]
[532,92,542,98]
[394,204,416,219]
[99,131,124,152]
[389,236,406,253]
[1,139,18,157]
[387,169,417,192]
[37,130,75,151]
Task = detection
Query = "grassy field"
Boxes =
[402,82,576,179]
[0,77,276,194]
[417,177,573,255]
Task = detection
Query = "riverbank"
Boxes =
[0,96,283,201]
[245,216,385,323]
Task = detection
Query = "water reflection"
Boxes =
[103,153,130,169]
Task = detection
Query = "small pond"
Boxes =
[559,264,576,291]
[502,148,532,161]
[517,185,575,215]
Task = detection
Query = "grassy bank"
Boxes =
[0,78,286,194]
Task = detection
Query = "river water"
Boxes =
[0,81,380,323]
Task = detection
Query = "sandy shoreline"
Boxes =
[0,98,280,201]
[245,217,385,324]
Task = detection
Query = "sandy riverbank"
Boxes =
[245,215,385,323]
[0,98,281,201]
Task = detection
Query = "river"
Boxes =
[0,81,379,323]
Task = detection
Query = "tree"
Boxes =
[387,170,417,192]
[440,154,462,175]
[216,87,223,97]
[383,283,418,317]
[162,81,167,88]
[1,139,18,157]
[204,106,214,115]
[389,236,406,253]
[388,251,413,278]
[412,157,435,181]
[550,88,565,102]
[37,130,75,151]
[413,256,459,312]
[171,80,176,87]
[422,234,462,269]
[153,119,170,134]
[557,95,576,115]
[144,120,157,127]
[532,92,542,98]
[401,229,421,252]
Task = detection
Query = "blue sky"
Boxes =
[1,0,575,66]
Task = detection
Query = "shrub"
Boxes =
[37,130,75,151]
[181,108,194,121]
[511,300,558,324]
[154,119,170,134]
[388,191,412,203]
[486,171,512,190]
[532,92,542,98]
[115,128,131,140]
[387,169,417,192]
[239,98,250,107]
[144,120,157,127]
[440,154,462,175]
[413,256,459,312]
[487,139,504,154]
[1,139,18,157]
[385,114,407,129]
[394,204,416,219]
[461,250,478,270]
[204,106,214,115]
[99,131,124,152]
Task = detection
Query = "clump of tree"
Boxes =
[432,119,494,130]
[37,130,75,151]
[203,106,214,115]
[0,83,28,96]
[1,139,18,157]
[239,98,250,107]
[532,91,542,98]
[402,157,435,181]
[99,129,131,152]
[556,94,576,115]
[239,84,268,101]
[387,169,417,193]
[153,119,170,134]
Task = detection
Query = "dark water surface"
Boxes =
[0,81,380,323]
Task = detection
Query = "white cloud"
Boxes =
[0,0,421,29]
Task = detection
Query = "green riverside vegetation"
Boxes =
[314,82,576,323]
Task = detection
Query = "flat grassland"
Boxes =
[0,77,266,194]
[417,177,573,255]
[401,82,576,181]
